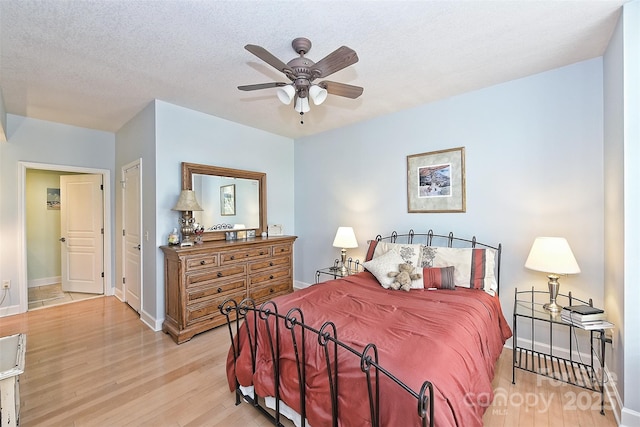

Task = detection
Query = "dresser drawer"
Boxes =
[250,255,292,274]
[249,267,291,286]
[186,292,244,325]
[187,278,245,305]
[220,246,271,264]
[249,280,291,303]
[185,254,218,271]
[186,264,246,288]
[272,243,292,257]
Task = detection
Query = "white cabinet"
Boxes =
[0,334,26,427]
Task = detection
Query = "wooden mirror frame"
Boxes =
[182,162,267,242]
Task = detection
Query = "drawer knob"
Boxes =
[269,288,274,293]
[245,253,249,257]
[280,248,285,252]
[269,262,274,266]
[217,272,223,278]
[217,287,222,293]
[260,251,264,255]
[200,260,206,265]
[230,255,235,260]
[269,275,274,280]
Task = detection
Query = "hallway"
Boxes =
[28,283,100,310]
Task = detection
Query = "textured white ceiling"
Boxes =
[0,0,627,139]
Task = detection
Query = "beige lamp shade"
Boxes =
[524,237,580,275]
[333,226,358,249]
[172,190,203,212]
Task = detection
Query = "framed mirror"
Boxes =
[182,162,267,242]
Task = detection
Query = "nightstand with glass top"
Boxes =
[315,258,363,284]
[512,287,613,415]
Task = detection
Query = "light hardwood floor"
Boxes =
[1,296,618,426]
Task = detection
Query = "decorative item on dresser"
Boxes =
[171,189,204,247]
[161,235,296,344]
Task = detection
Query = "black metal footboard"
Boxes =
[220,298,435,427]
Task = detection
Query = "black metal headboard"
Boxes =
[372,229,502,294]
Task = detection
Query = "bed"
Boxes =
[221,230,512,427]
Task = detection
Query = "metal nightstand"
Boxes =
[315,258,362,283]
[512,287,613,415]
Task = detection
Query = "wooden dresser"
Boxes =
[160,235,297,344]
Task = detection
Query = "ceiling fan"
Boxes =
[238,37,363,123]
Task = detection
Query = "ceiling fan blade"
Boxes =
[312,46,359,78]
[318,81,363,99]
[244,44,293,75]
[238,82,287,91]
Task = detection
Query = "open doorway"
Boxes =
[18,162,112,313]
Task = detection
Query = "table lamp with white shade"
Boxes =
[332,226,358,275]
[524,237,581,313]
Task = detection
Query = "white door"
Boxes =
[60,174,104,294]
[122,161,142,313]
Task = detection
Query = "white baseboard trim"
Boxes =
[28,276,61,288]
[621,406,640,427]
[294,280,312,290]
[0,304,21,317]
[140,310,162,332]
[113,287,124,301]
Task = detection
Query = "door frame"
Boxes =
[18,161,112,313]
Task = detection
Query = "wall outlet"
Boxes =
[2,280,10,289]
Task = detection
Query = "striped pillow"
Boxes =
[423,266,456,290]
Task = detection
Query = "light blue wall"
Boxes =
[153,101,294,322]
[0,115,115,312]
[115,101,156,325]
[295,58,605,335]
[604,5,626,416]
[604,1,640,423]
[621,2,640,419]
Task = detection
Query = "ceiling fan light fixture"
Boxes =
[294,97,310,113]
[309,84,328,105]
[276,84,296,105]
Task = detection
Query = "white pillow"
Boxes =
[363,249,406,289]
[370,242,423,289]
[419,246,497,293]
[372,242,421,266]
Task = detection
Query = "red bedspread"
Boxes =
[226,271,512,427]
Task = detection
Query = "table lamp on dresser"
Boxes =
[172,190,203,247]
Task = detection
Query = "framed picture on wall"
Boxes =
[47,188,60,210]
[407,147,466,213]
[220,184,236,216]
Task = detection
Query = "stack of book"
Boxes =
[561,305,614,330]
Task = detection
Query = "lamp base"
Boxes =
[543,302,562,313]
[543,274,562,313]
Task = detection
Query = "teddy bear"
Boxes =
[387,263,422,292]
